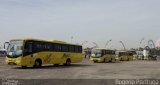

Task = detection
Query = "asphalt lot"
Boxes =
[0,57,160,79]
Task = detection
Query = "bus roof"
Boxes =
[116,50,134,53]
[10,38,81,46]
[115,50,127,52]
[92,48,115,50]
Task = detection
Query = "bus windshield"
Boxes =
[7,40,24,58]
[91,50,102,57]
[115,52,119,57]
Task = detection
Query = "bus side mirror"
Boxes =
[4,42,9,50]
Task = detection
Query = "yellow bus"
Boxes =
[5,38,83,68]
[115,51,133,61]
[90,48,115,63]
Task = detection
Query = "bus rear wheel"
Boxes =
[93,61,98,63]
[64,59,71,66]
[34,59,42,68]
[109,58,113,62]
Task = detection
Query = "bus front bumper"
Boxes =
[90,57,102,62]
[6,57,22,66]
[115,57,120,61]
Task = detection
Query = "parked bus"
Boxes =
[90,48,115,63]
[5,38,83,68]
[115,51,133,61]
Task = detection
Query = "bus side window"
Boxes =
[113,51,115,54]
[55,44,61,52]
[28,42,33,53]
[78,46,82,52]
[24,42,33,56]
[75,46,78,52]
[69,45,74,52]
[104,50,106,55]
[101,50,104,55]
[106,50,108,54]
[62,44,68,52]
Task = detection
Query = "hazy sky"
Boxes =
[0,0,160,49]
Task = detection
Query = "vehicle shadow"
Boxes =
[94,61,121,64]
[13,64,95,69]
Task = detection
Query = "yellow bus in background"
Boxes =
[115,51,133,61]
[5,38,83,68]
[90,48,116,63]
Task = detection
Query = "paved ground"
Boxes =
[0,57,160,79]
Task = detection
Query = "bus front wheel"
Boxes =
[64,59,71,66]
[34,59,42,68]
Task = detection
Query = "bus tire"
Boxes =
[110,58,113,62]
[93,61,97,63]
[103,58,106,63]
[120,58,123,61]
[64,59,71,66]
[34,59,42,68]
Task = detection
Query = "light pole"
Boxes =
[120,41,126,50]
[105,39,112,48]
[92,42,98,48]
[82,41,88,46]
